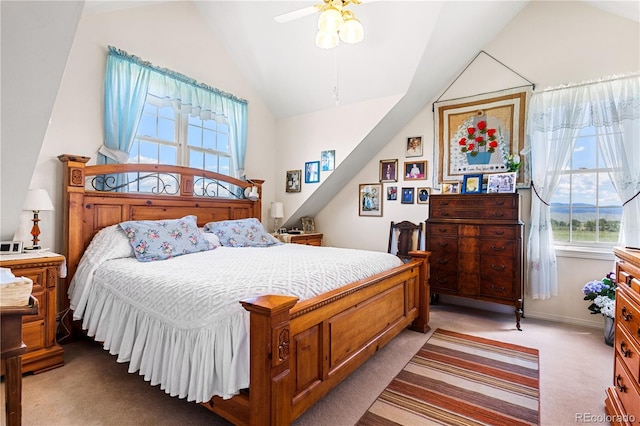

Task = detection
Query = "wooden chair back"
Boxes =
[388,221,423,262]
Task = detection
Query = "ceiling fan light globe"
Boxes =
[318,7,344,32]
[339,18,364,44]
[316,30,339,49]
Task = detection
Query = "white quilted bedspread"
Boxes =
[69,226,402,402]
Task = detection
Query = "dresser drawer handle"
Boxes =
[491,264,506,271]
[621,307,632,321]
[491,285,506,292]
[441,201,449,206]
[435,277,448,284]
[620,341,632,357]
[438,228,449,233]
[493,230,505,235]
[491,212,505,217]
[491,245,506,252]
[616,374,627,393]
[436,258,449,265]
[493,200,506,206]
[441,212,450,217]
[437,241,449,247]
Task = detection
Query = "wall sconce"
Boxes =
[271,202,284,233]
[244,185,259,201]
[22,188,54,251]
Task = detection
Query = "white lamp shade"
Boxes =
[244,186,259,201]
[316,30,339,49]
[23,189,54,211]
[318,7,344,33]
[339,18,364,44]
[271,202,284,219]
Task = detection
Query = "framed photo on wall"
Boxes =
[321,150,335,171]
[434,90,529,188]
[286,170,301,193]
[404,161,427,180]
[359,183,383,217]
[387,186,397,201]
[406,136,423,157]
[401,187,414,204]
[379,159,398,182]
[487,172,517,193]
[417,187,431,204]
[462,174,483,194]
[305,161,320,183]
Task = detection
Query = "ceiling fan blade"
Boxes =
[274,5,319,23]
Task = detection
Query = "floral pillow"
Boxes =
[203,218,281,248]
[119,215,213,262]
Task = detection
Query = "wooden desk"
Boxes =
[1,296,39,426]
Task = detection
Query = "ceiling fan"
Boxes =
[275,0,361,24]
[275,0,379,48]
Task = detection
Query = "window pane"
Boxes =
[129,140,140,162]
[550,173,570,242]
[571,206,597,242]
[158,117,174,140]
[188,115,201,126]
[190,150,203,169]
[159,144,176,165]
[188,124,202,147]
[218,133,229,153]
[571,173,597,205]
[204,120,216,131]
[138,114,156,137]
[205,153,218,173]
[139,141,158,164]
[219,156,231,176]
[203,129,215,150]
[572,136,596,170]
[218,122,229,135]
[598,173,620,206]
[158,105,174,120]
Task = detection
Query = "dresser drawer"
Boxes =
[479,280,514,300]
[617,324,640,385]
[614,355,640,421]
[479,226,518,239]
[428,236,458,253]
[426,224,458,236]
[23,319,45,352]
[430,270,458,292]
[618,288,640,342]
[479,238,516,256]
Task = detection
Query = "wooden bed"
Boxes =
[58,154,431,425]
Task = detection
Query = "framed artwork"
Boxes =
[434,90,529,188]
[401,187,414,204]
[379,159,398,183]
[386,186,397,200]
[305,161,320,183]
[301,217,316,232]
[321,150,335,171]
[406,136,423,157]
[404,161,427,180]
[359,183,383,216]
[462,174,483,194]
[286,170,301,193]
[417,187,431,204]
[441,181,460,194]
[487,172,517,193]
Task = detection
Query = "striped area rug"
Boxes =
[357,328,539,425]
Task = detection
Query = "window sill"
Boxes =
[554,245,615,261]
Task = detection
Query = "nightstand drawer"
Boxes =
[614,355,640,421]
[618,288,640,343]
[616,324,640,385]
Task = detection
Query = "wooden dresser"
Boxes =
[426,193,524,330]
[0,253,65,374]
[606,247,640,425]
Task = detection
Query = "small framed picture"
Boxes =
[278,227,288,234]
[387,186,397,201]
[359,183,383,216]
[286,170,301,193]
[379,159,398,183]
[462,174,483,194]
[417,187,431,204]
[401,187,414,204]
[321,150,335,171]
[305,161,320,183]
[441,181,460,194]
[301,217,316,232]
[404,161,427,180]
[406,136,423,157]
[487,172,517,193]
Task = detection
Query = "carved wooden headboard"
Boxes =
[58,154,263,299]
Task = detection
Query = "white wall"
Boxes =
[20,1,279,250]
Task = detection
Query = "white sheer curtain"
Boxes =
[526,73,640,300]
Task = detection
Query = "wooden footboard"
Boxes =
[204,251,430,425]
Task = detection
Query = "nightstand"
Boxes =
[0,252,65,374]
[289,233,323,246]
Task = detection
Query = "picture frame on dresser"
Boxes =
[487,172,516,193]
[461,174,483,194]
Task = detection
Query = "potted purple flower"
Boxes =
[582,272,617,346]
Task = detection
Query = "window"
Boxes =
[550,126,622,246]
[129,95,232,173]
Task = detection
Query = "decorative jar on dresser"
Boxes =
[426,193,524,330]
[0,252,65,374]
[605,247,640,425]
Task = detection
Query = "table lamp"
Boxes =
[271,202,284,233]
[22,189,54,251]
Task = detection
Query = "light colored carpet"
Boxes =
[7,304,612,425]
